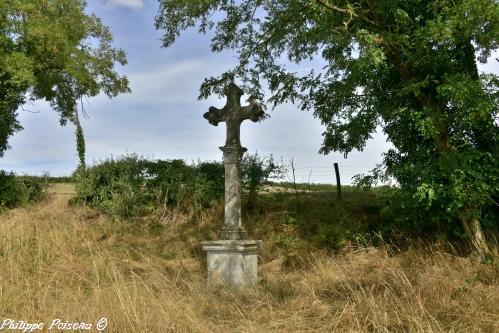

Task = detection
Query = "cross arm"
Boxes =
[241,102,265,123]
[203,106,226,126]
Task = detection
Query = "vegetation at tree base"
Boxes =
[156,0,499,260]
[0,0,130,162]
[0,171,47,210]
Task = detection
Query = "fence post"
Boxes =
[290,158,298,196]
[334,163,342,200]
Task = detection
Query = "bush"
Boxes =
[73,155,224,221]
[74,153,296,221]
[144,159,224,214]
[0,171,48,210]
[241,152,286,207]
[74,156,147,219]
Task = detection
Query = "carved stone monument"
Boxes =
[201,82,265,288]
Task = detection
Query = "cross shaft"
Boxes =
[203,82,265,240]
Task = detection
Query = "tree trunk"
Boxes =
[460,214,493,262]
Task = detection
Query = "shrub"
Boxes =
[20,175,48,202]
[144,159,224,215]
[74,156,151,219]
[241,152,286,207]
[73,155,224,221]
[197,160,225,199]
[0,171,48,210]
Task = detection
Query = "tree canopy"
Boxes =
[156,0,499,259]
[0,0,130,157]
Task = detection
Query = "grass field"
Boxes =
[0,184,497,332]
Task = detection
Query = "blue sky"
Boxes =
[1,0,497,184]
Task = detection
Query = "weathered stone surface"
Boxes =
[219,145,247,240]
[203,82,265,147]
[201,240,262,287]
[202,82,265,287]
[204,82,265,240]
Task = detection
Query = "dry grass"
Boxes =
[0,185,497,332]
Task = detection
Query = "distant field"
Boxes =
[0,184,497,332]
[47,182,76,195]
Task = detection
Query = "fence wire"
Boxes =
[279,163,378,185]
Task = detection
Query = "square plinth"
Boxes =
[201,240,262,288]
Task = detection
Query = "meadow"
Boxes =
[0,183,497,332]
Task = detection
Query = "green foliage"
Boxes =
[74,156,146,219]
[144,158,224,213]
[0,0,130,157]
[0,171,47,210]
[74,110,86,170]
[0,80,22,156]
[74,153,293,220]
[73,155,224,221]
[241,152,286,206]
[197,160,225,197]
[156,0,499,255]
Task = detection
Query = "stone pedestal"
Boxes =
[202,240,262,287]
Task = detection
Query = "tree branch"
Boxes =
[313,0,377,26]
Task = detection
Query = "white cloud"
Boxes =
[106,0,144,10]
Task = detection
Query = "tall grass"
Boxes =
[0,185,497,332]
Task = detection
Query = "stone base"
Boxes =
[201,240,262,288]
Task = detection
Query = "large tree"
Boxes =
[156,0,498,259]
[0,0,130,164]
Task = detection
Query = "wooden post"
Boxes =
[334,163,342,200]
[290,158,297,196]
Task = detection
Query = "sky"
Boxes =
[1,0,497,184]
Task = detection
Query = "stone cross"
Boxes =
[201,82,265,287]
[203,82,265,240]
[203,82,265,147]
